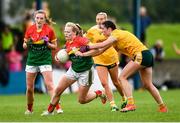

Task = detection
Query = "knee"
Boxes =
[78,98,86,104]
[143,83,152,90]
[46,83,54,92]
[119,75,127,82]
[112,79,120,87]
[101,82,108,88]
[27,87,33,94]
[113,81,119,87]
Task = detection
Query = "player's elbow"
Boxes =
[54,44,57,50]
[52,44,57,50]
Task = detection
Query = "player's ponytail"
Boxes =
[75,23,83,37]
[46,16,56,25]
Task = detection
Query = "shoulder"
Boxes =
[86,26,102,40]
[111,29,122,36]
[90,25,99,30]
[87,25,101,33]
[25,24,36,36]
[74,36,88,43]
[43,24,54,32]
[111,29,128,41]
[87,26,98,33]
[26,24,36,32]
[74,36,89,46]
[113,29,126,33]
[114,29,133,36]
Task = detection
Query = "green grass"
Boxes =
[0,89,180,122]
[147,23,180,59]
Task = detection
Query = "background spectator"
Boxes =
[6,45,23,72]
[22,11,34,34]
[139,6,151,44]
[150,39,165,62]
[0,47,9,86]
[42,1,50,17]
[1,25,14,53]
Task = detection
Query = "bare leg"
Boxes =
[42,71,63,111]
[42,75,76,114]
[139,67,164,104]
[42,71,54,97]
[119,61,141,97]
[119,61,143,112]
[51,75,76,105]
[26,72,37,111]
[108,65,124,97]
[96,66,114,102]
[78,85,97,104]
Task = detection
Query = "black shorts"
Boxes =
[95,63,117,69]
[132,50,154,67]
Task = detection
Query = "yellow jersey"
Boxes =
[86,26,119,65]
[111,29,148,58]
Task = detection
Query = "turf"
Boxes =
[0,89,180,122]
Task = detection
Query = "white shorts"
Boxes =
[65,66,94,86]
[25,65,52,73]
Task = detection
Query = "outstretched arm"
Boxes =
[75,49,100,57]
[173,43,180,55]
[89,36,116,49]
[75,44,112,57]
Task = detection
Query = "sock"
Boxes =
[48,103,55,113]
[110,101,116,107]
[56,103,61,110]
[95,90,102,98]
[27,104,33,112]
[159,103,165,108]
[122,96,127,102]
[127,96,135,105]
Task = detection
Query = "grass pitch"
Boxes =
[0,89,180,122]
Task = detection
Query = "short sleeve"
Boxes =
[111,29,120,40]
[73,36,89,46]
[86,28,106,43]
[80,37,89,45]
[49,28,57,42]
[24,27,31,40]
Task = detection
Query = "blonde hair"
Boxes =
[65,22,83,36]
[156,39,163,46]
[96,12,108,19]
[34,9,56,25]
[140,6,147,16]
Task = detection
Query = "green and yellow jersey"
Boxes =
[24,24,57,66]
[66,36,93,73]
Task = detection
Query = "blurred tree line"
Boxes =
[141,0,180,23]
[2,0,180,24]
[23,0,180,23]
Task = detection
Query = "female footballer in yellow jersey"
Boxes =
[86,12,126,111]
[77,20,168,113]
